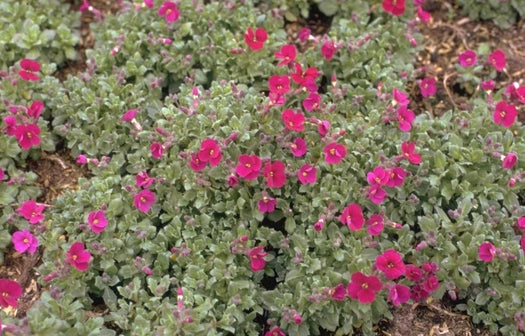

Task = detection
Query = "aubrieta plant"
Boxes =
[1,0,525,335]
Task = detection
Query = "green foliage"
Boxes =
[455,0,525,28]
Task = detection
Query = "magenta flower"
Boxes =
[367,184,387,204]
[481,80,495,91]
[302,92,321,112]
[66,242,92,271]
[366,214,384,236]
[235,154,261,180]
[405,264,423,281]
[268,74,290,95]
[189,154,206,172]
[401,141,422,165]
[244,27,267,51]
[150,142,166,159]
[76,154,88,165]
[323,142,346,164]
[136,170,155,188]
[18,59,40,81]
[321,40,337,61]
[87,210,108,233]
[12,230,38,254]
[521,236,525,254]
[478,242,496,262]
[347,272,382,304]
[282,109,305,132]
[290,137,307,157]
[122,109,137,121]
[258,195,277,213]
[517,217,525,231]
[158,1,180,22]
[419,77,436,98]
[392,88,409,106]
[133,189,156,213]
[367,166,390,186]
[416,5,432,23]
[27,101,44,119]
[458,50,477,67]
[386,167,406,187]
[317,120,330,137]
[375,249,405,279]
[330,283,347,301]
[488,49,506,72]
[290,63,320,87]
[502,153,518,169]
[396,105,415,132]
[493,100,517,128]
[16,200,45,224]
[340,203,364,231]
[274,44,297,66]
[263,160,287,188]
[3,115,17,136]
[0,167,4,181]
[298,28,311,42]
[14,124,41,150]
[0,279,22,308]
[265,326,286,336]
[248,246,267,272]
[198,138,222,167]
[297,163,317,185]
[388,284,411,306]
[382,0,405,16]
[423,275,440,293]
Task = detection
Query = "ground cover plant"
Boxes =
[1,0,525,335]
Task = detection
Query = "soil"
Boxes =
[3,0,523,334]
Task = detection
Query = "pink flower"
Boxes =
[401,141,422,164]
[347,272,382,304]
[290,63,320,87]
[248,246,267,272]
[392,88,409,106]
[330,283,347,301]
[235,154,261,180]
[27,101,44,119]
[268,92,286,106]
[150,142,166,159]
[297,164,316,185]
[282,109,305,131]
[14,124,41,149]
[419,77,436,98]
[66,242,92,271]
[458,50,477,67]
[396,105,415,132]
[517,217,525,231]
[502,153,518,169]
[313,218,324,231]
[121,109,137,121]
[244,27,267,51]
[481,80,495,91]
[258,196,277,213]
[340,203,364,231]
[0,167,4,181]
[274,44,297,66]
[144,0,154,8]
[366,214,384,236]
[227,174,238,187]
[478,242,496,262]
[198,138,222,166]
[405,264,423,281]
[375,249,405,280]
[18,59,40,81]
[0,279,22,308]
[317,120,330,137]
[290,138,307,157]
[493,100,517,128]
[298,28,311,42]
[265,326,286,336]
[87,210,108,233]
[136,170,155,188]
[488,49,506,72]
[368,184,387,204]
[321,40,337,61]
[416,5,432,23]
[133,189,156,213]
[16,200,45,224]
[12,230,38,254]
[520,236,525,254]
[3,116,17,136]
[264,160,287,188]
[422,275,440,293]
[268,75,290,95]
[386,167,406,187]
[382,0,405,16]
[158,1,180,22]
[303,92,321,112]
[367,166,390,186]
[76,154,88,165]
[189,154,206,172]
[388,284,411,306]
[323,142,346,164]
